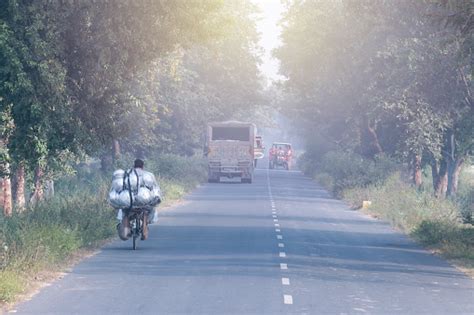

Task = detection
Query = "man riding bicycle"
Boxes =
[109,159,161,241]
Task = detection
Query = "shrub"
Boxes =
[0,271,23,303]
[314,172,334,191]
[317,151,398,196]
[413,220,474,260]
[146,154,207,189]
[456,170,474,224]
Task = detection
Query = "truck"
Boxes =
[254,135,265,167]
[206,121,256,183]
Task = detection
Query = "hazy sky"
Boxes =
[254,0,285,85]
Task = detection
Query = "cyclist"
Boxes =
[116,159,161,241]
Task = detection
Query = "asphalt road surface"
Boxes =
[13,168,474,314]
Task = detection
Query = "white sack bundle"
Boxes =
[111,178,124,192]
[150,187,162,206]
[142,172,156,189]
[113,169,125,179]
[135,187,152,206]
[108,189,133,209]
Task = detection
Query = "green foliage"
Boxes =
[413,220,474,260]
[456,169,474,223]
[0,270,23,303]
[148,154,207,188]
[1,0,263,182]
[276,0,473,188]
[301,150,398,196]
[345,174,459,228]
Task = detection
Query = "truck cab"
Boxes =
[206,121,256,183]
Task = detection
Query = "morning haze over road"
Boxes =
[1,0,472,314]
[14,165,474,314]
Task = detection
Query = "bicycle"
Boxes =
[127,208,149,250]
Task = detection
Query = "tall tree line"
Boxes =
[0,0,263,215]
[276,0,472,197]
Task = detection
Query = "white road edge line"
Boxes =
[279,252,286,257]
[280,263,288,270]
[278,243,284,247]
[277,235,283,239]
[282,278,290,285]
[284,295,293,304]
[275,228,281,232]
[274,223,280,227]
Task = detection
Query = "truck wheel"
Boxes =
[208,175,218,183]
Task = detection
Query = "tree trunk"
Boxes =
[431,158,448,198]
[29,164,44,205]
[447,158,464,197]
[445,131,464,198]
[113,139,121,161]
[0,178,4,207]
[101,153,113,172]
[367,123,383,156]
[413,155,422,189]
[44,180,55,199]
[452,159,464,194]
[430,159,438,190]
[14,163,26,211]
[2,176,12,216]
[360,116,383,158]
[439,172,448,197]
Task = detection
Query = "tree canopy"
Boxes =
[276,0,472,196]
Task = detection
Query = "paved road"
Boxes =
[13,168,474,314]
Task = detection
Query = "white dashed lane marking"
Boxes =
[268,169,293,306]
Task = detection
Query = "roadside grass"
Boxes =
[300,151,474,277]
[0,154,207,304]
[343,175,473,269]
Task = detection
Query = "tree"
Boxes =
[276,0,472,196]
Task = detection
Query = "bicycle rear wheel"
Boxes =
[132,234,137,250]
[131,217,138,250]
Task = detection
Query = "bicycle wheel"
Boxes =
[132,217,138,250]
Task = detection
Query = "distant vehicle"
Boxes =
[254,135,265,167]
[206,121,256,183]
[269,142,292,170]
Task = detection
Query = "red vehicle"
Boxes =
[269,142,292,170]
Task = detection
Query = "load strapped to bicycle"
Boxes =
[108,159,161,249]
